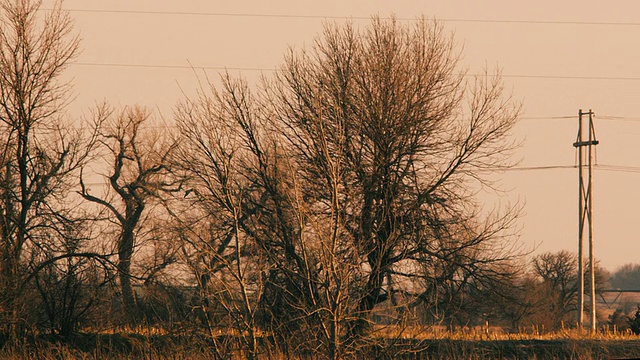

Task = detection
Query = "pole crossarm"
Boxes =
[573,140,599,147]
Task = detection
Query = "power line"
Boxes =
[442,19,640,27]
[597,116,640,122]
[595,164,640,173]
[70,62,640,82]
[520,116,576,120]
[502,165,576,171]
[72,62,271,72]
[500,74,640,81]
[76,164,640,188]
[41,8,640,27]
[500,164,640,173]
[521,115,640,122]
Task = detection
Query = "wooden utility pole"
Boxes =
[573,109,598,333]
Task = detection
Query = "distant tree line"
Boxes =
[0,0,631,358]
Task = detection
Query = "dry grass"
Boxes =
[373,323,640,342]
[1,326,640,359]
[369,324,640,360]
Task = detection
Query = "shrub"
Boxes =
[628,305,640,335]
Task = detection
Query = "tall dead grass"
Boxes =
[1,325,639,359]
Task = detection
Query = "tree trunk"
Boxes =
[118,218,139,323]
[118,256,136,323]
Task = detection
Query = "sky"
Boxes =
[39,0,640,271]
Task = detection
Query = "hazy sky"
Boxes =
[41,0,640,270]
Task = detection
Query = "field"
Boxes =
[2,327,640,359]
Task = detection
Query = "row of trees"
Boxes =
[1,0,620,358]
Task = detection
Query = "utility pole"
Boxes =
[573,109,598,333]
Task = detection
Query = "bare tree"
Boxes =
[32,220,112,337]
[0,0,104,334]
[170,77,267,358]
[532,250,608,329]
[610,263,640,291]
[79,105,177,323]
[532,250,578,326]
[268,17,521,339]
[173,74,365,358]
[171,16,522,357]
